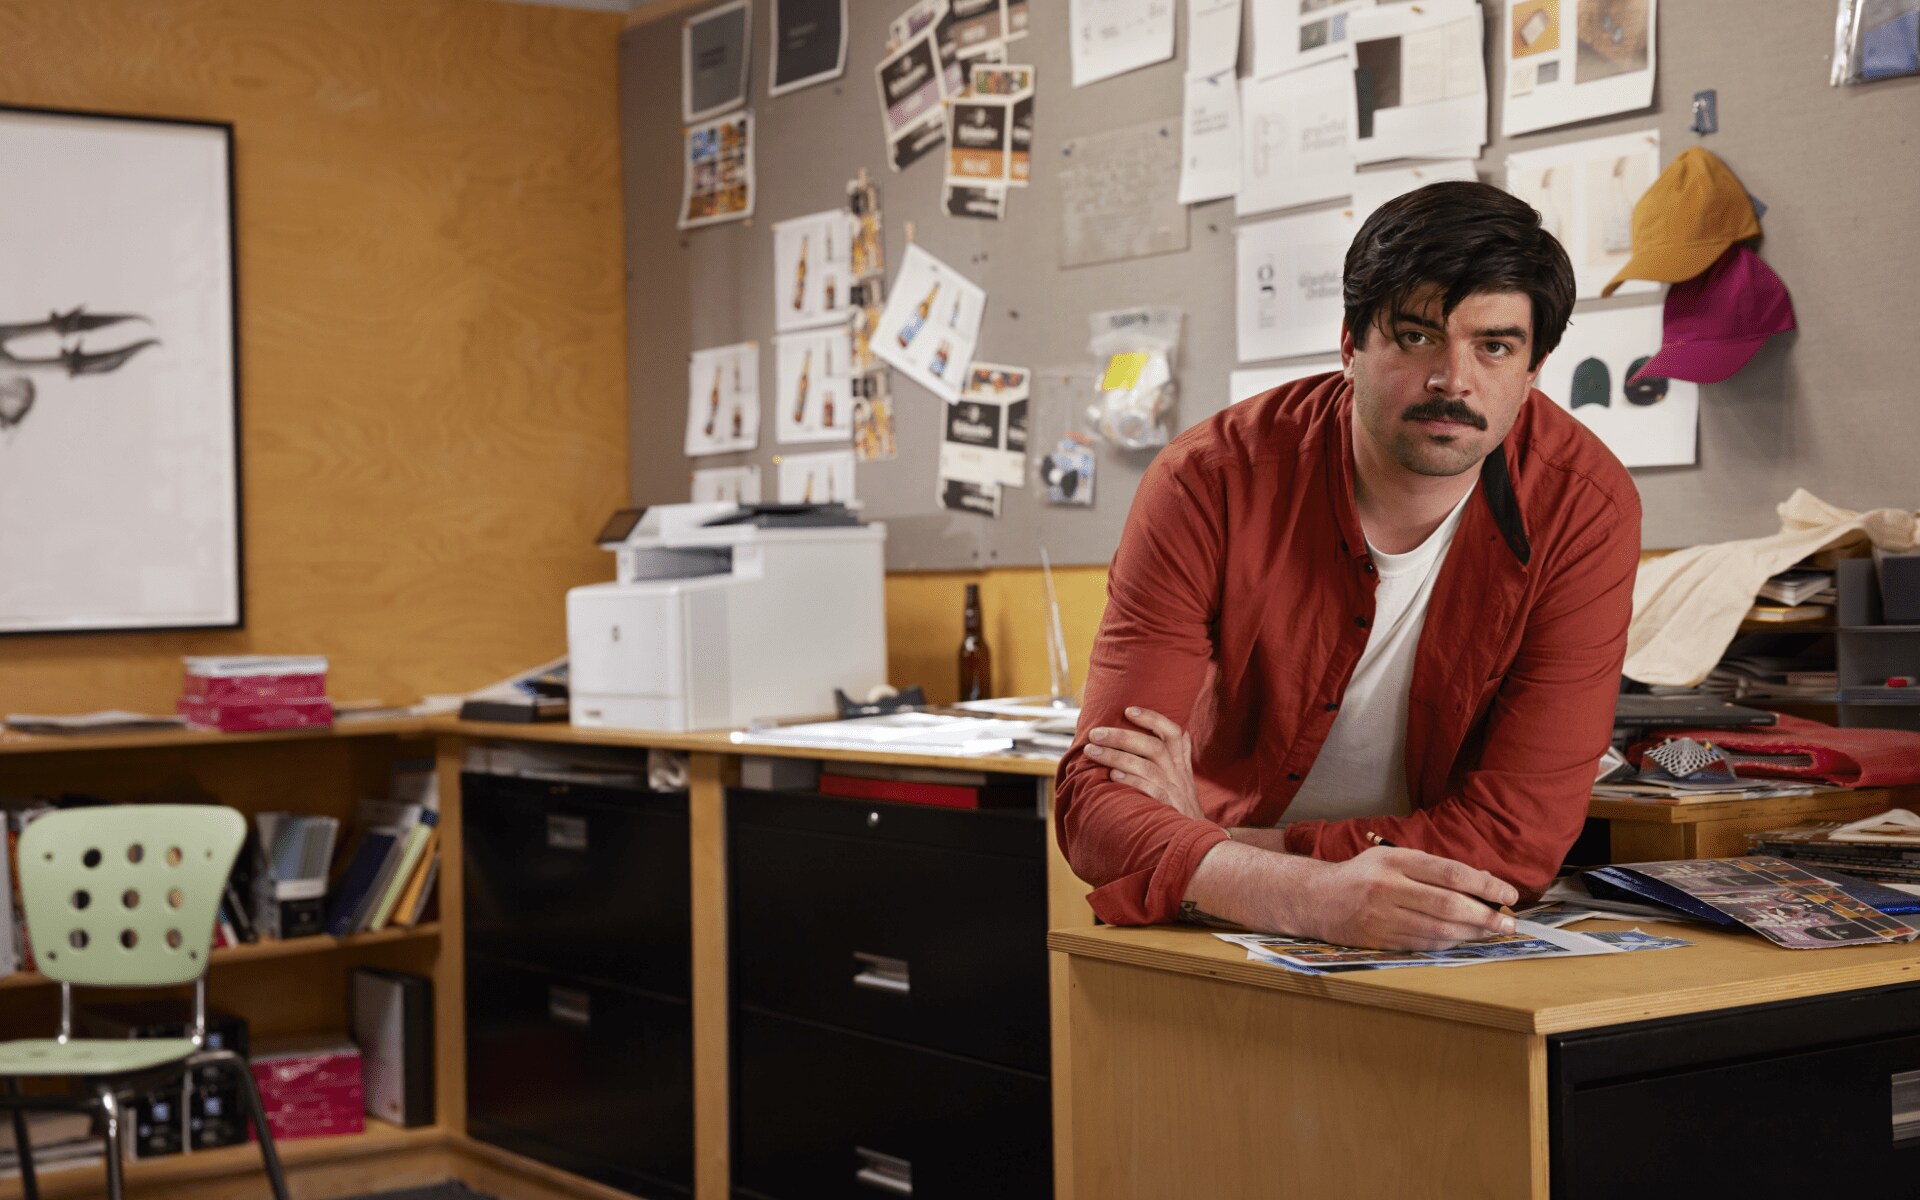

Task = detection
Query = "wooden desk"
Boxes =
[1591,785,1904,860]
[1049,922,1920,1200]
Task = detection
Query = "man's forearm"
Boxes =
[1223,826,1291,852]
[1178,839,1328,935]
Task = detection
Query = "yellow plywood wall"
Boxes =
[0,0,628,715]
[887,565,1110,706]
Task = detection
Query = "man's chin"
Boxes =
[1391,439,1484,478]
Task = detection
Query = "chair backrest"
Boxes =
[16,804,244,987]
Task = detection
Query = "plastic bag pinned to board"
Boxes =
[1086,306,1182,451]
[1831,0,1920,85]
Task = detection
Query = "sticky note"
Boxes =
[1102,352,1149,391]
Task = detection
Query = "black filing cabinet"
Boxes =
[728,786,1053,1200]
[464,771,694,1198]
[1550,982,1920,1198]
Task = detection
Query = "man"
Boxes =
[1054,181,1641,951]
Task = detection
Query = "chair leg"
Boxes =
[95,1088,124,1200]
[225,1055,290,1200]
[4,1078,38,1200]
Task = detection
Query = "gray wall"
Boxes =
[622,0,1920,569]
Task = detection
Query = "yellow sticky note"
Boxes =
[1102,352,1149,391]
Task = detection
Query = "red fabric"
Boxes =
[1629,714,1920,787]
[1054,374,1642,925]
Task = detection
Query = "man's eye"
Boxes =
[1484,342,1513,358]
[1398,331,1430,347]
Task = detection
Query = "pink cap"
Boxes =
[1630,245,1795,385]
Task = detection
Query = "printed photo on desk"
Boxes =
[0,106,239,635]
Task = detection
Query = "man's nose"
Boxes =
[1426,341,1475,397]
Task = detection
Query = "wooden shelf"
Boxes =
[0,923,439,992]
[0,1119,444,1200]
[0,717,429,757]
[1735,616,1835,634]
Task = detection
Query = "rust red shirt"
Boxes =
[1055,373,1642,926]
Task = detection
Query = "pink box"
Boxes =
[181,655,328,704]
[178,697,334,733]
[250,1039,364,1141]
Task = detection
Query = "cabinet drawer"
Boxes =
[1551,983,1920,1198]
[463,772,690,995]
[732,1010,1051,1200]
[729,790,1049,1072]
[466,956,692,1197]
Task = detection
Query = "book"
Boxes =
[818,771,1032,809]
[324,830,400,937]
[1745,602,1831,622]
[388,825,441,929]
[368,812,438,932]
[402,856,440,927]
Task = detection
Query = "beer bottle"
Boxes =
[898,282,940,348]
[793,235,809,310]
[793,349,812,423]
[958,583,991,701]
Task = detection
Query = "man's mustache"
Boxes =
[1401,398,1487,430]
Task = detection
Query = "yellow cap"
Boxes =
[1601,147,1762,298]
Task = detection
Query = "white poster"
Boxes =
[1237,59,1356,217]
[1351,159,1480,225]
[1252,0,1373,80]
[1501,0,1657,137]
[939,363,1031,487]
[777,449,857,503]
[1348,0,1488,166]
[679,111,755,230]
[1505,130,1660,300]
[1188,0,1242,78]
[1178,72,1241,205]
[875,30,948,172]
[683,0,753,123]
[692,465,763,505]
[1059,119,1190,268]
[773,209,855,331]
[1235,207,1357,363]
[685,341,761,456]
[1071,0,1176,87]
[871,244,986,402]
[774,328,856,443]
[1538,304,1695,468]
[1229,358,1345,405]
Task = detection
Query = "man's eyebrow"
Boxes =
[1473,325,1530,343]
[1388,309,1443,331]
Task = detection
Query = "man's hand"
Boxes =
[1300,846,1518,949]
[1085,706,1202,820]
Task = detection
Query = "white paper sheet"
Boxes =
[1229,357,1345,405]
[1350,159,1480,226]
[773,210,855,331]
[1505,129,1660,300]
[691,465,763,505]
[1071,0,1176,87]
[1252,0,1372,79]
[776,449,857,503]
[1348,0,1488,166]
[1537,303,1695,468]
[685,342,761,457]
[1235,207,1357,362]
[1501,0,1657,137]
[1236,59,1356,217]
[679,111,755,230]
[774,328,856,444]
[1178,71,1241,204]
[1058,119,1189,268]
[1187,0,1242,78]
[871,244,986,402]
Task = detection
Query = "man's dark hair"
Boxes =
[1343,180,1575,370]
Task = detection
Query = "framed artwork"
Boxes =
[0,105,242,635]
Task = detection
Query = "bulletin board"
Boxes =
[621,2,1920,570]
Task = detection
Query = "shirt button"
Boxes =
[1286,771,1302,781]
[1365,562,1377,574]
[1355,616,1369,628]
[1324,702,1339,712]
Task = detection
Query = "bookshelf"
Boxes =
[0,923,440,993]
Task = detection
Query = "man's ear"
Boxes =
[1339,324,1357,378]
[1525,350,1549,393]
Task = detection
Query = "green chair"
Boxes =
[0,804,290,1200]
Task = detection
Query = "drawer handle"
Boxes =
[852,951,910,996]
[547,986,591,1028]
[546,813,588,852]
[854,1146,912,1196]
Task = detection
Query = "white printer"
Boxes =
[566,503,888,731]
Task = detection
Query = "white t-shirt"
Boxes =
[1283,489,1474,825]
